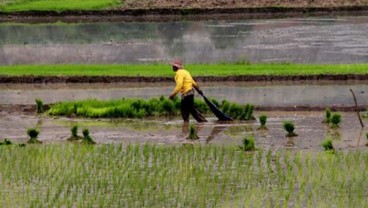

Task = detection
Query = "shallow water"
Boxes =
[0,82,367,107]
[0,110,366,151]
[0,16,368,64]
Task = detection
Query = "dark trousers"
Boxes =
[181,94,207,123]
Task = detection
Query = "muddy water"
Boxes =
[0,82,367,107]
[0,110,366,151]
[1,16,368,64]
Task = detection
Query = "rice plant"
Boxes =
[330,113,342,128]
[366,133,368,147]
[81,128,96,144]
[26,128,42,144]
[67,125,83,141]
[35,98,44,114]
[0,138,12,145]
[239,136,256,151]
[1,145,368,207]
[257,114,268,130]
[186,125,200,140]
[321,138,334,152]
[323,108,331,123]
[283,121,298,137]
[48,97,255,121]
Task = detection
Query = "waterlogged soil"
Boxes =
[0,110,366,151]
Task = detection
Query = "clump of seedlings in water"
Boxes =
[322,108,331,123]
[257,114,268,130]
[26,128,42,144]
[239,136,255,151]
[0,138,12,145]
[283,121,298,137]
[67,125,83,141]
[238,104,256,121]
[35,98,44,114]
[186,125,200,140]
[330,113,342,128]
[81,128,96,144]
[321,138,334,152]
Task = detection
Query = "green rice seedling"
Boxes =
[245,104,255,120]
[26,128,42,144]
[35,98,44,114]
[237,104,255,121]
[81,128,96,144]
[239,136,255,151]
[0,138,12,145]
[257,114,268,130]
[323,108,331,123]
[365,133,368,147]
[321,138,334,152]
[283,121,298,137]
[186,125,200,140]
[330,113,342,128]
[67,125,83,141]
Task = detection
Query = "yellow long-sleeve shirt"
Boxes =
[172,69,198,96]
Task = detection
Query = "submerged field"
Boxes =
[0,64,368,77]
[1,144,368,207]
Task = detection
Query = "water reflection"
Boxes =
[1,16,368,64]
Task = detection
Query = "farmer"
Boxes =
[169,59,207,123]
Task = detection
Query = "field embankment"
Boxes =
[0,64,368,83]
[0,0,368,20]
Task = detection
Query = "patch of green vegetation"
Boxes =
[330,113,342,128]
[283,121,298,137]
[0,0,121,12]
[0,138,12,145]
[257,114,268,130]
[81,128,96,144]
[321,138,334,152]
[239,136,255,151]
[186,125,200,140]
[322,108,331,124]
[0,64,368,77]
[1,144,368,207]
[48,97,255,120]
[67,125,83,141]
[26,128,42,144]
[35,98,44,114]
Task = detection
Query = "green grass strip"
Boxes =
[1,144,368,207]
[0,64,368,77]
[0,0,121,12]
[47,96,255,120]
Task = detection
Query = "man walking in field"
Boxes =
[169,59,207,123]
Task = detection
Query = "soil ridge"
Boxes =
[1,74,368,83]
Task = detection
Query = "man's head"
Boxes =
[170,59,183,72]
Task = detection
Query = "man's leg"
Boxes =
[181,96,190,123]
[186,95,207,122]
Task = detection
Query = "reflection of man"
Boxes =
[169,59,207,123]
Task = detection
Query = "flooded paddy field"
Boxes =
[1,109,366,151]
[1,16,368,65]
[0,81,367,150]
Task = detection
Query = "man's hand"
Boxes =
[169,94,176,100]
